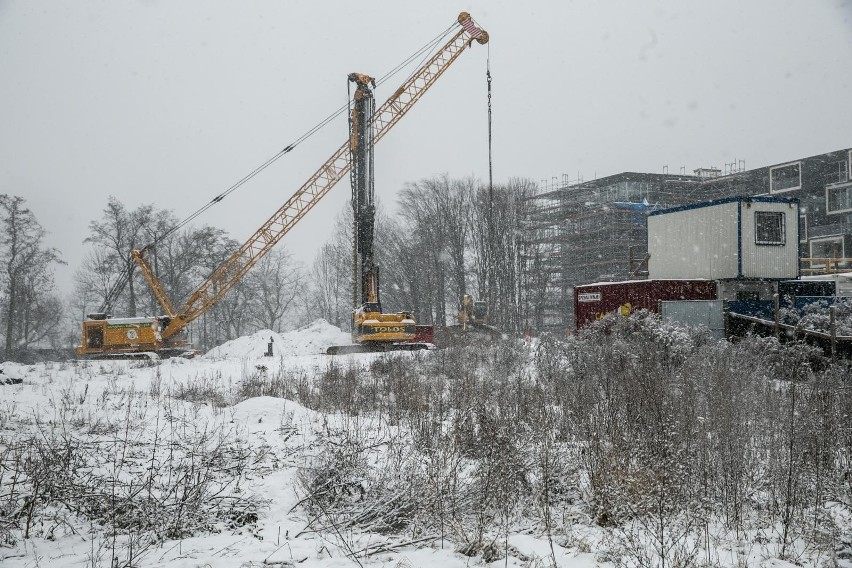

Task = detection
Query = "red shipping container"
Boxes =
[574,279,717,330]
[413,325,434,344]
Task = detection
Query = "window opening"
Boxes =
[826,183,852,214]
[769,162,801,193]
[826,160,848,185]
[754,211,785,245]
[809,237,846,271]
[736,290,760,301]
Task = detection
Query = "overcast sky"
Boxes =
[2,0,851,299]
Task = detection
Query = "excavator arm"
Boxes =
[112,13,488,347]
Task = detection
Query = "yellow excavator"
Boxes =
[76,13,488,359]
[428,293,499,348]
[458,294,489,330]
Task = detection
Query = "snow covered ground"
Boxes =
[0,321,602,568]
[0,319,848,568]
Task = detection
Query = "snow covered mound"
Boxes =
[277,319,352,356]
[203,329,286,359]
[0,361,27,384]
[229,396,318,434]
[203,319,351,359]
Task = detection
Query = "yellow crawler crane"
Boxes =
[76,13,489,358]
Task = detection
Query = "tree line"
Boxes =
[311,174,548,333]
[0,195,64,356]
[2,175,549,355]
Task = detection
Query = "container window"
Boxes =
[754,211,785,245]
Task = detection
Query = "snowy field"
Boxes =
[1,317,850,568]
[0,321,596,568]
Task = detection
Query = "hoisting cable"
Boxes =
[392,24,455,90]
[487,42,493,207]
[486,39,495,312]
[98,256,136,313]
[151,105,341,244]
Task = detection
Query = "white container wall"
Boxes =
[648,200,739,279]
[648,197,799,280]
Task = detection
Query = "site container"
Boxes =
[574,279,717,329]
[648,196,799,280]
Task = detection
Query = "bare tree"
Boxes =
[375,214,421,315]
[190,232,243,350]
[0,195,64,353]
[468,178,537,331]
[15,260,64,349]
[246,247,304,332]
[82,197,159,316]
[211,276,253,342]
[397,178,452,325]
[300,175,543,333]
[72,249,115,318]
[306,210,352,329]
[145,224,230,311]
[430,175,474,308]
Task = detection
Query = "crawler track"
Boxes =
[326,342,433,355]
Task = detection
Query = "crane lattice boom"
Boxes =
[158,13,487,340]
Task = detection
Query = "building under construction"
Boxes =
[524,147,852,331]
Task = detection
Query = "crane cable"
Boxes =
[149,22,456,248]
[98,256,135,313]
[487,42,493,211]
[486,40,495,313]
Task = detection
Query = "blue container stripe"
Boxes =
[737,202,743,278]
[647,195,799,217]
